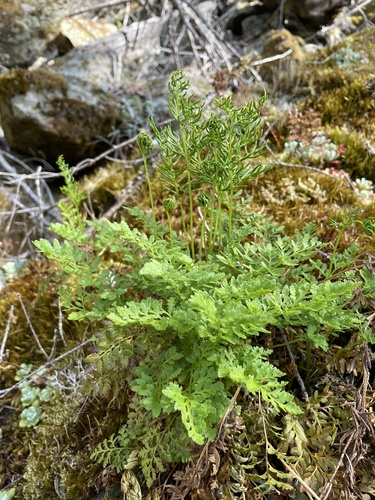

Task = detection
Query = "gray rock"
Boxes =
[0,13,168,164]
[0,67,123,163]
[0,3,217,165]
[0,0,68,68]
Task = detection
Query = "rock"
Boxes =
[48,16,168,93]
[0,3,218,165]
[225,0,352,39]
[224,3,275,38]
[0,67,123,163]
[0,0,68,68]
[240,12,276,40]
[0,11,171,164]
[262,0,351,25]
[261,29,305,61]
[59,17,118,48]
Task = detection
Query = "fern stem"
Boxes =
[180,132,195,258]
[145,158,157,237]
[328,225,346,277]
[227,114,235,242]
[166,211,174,248]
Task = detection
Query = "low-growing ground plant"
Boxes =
[34,70,375,495]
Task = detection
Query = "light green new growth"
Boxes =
[147,69,271,257]
[34,71,374,488]
[48,155,88,244]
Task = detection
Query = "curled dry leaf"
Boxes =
[121,470,142,500]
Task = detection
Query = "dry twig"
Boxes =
[0,305,14,363]
[282,332,309,401]
[0,338,93,399]
[17,293,49,360]
[265,144,357,190]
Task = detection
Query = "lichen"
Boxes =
[245,166,375,255]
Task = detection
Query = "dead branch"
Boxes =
[0,305,14,363]
[69,0,129,17]
[264,144,357,190]
[251,49,293,67]
[0,338,93,399]
[280,458,322,500]
[282,332,309,401]
[171,0,235,71]
[57,299,66,347]
[318,0,374,38]
[0,152,60,220]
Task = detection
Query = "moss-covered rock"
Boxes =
[278,26,375,181]
[0,0,67,68]
[0,67,123,164]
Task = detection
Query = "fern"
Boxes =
[49,155,88,244]
[34,71,375,488]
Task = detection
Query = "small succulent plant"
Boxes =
[284,135,345,166]
[332,38,369,69]
[354,177,375,204]
[15,364,56,428]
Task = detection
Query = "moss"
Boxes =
[294,26,375,95]
[0,68,68,98]
[245,166,375,255]
[21,394,91,500]
[20,387,128,499]
[313,77,375,129]
[327,126,375,182]
[257,30,306,92]
[79,162,138,215]
[0,259,87,382]
[287,28,375,181]
[304,65,354,94]
[0,253,131,498]
[262,29,305,61]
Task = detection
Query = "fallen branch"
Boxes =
[265,144,357,191]
[251,49,293,67]
[0,338,93,399]
[318,0,373,37]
